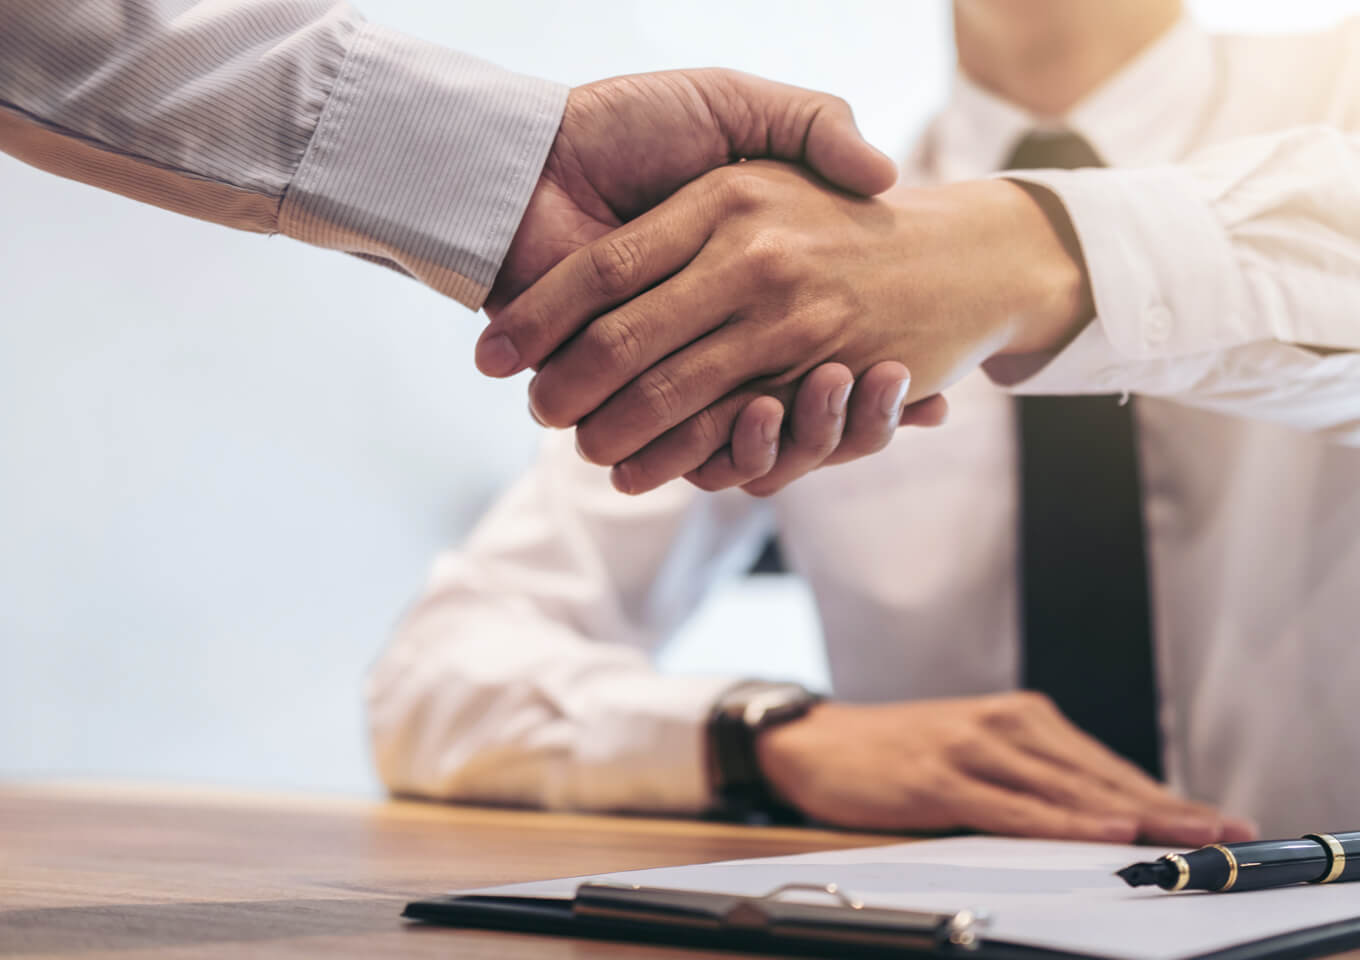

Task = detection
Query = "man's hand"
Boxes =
[476,71,937,482]
[481,69,898,317]
[755,693,1258,844]
[481,161,1090,496]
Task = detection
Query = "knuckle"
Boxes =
[586,233,645,299]
[741,229,800,285]
[1016,690,1057,715]
[980,699,1027,733]
[590,315,645,373]
[635,368,682,426]
[687,404,727,454]
[715,167,777,211]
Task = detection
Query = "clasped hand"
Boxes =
[480,76,1090,496]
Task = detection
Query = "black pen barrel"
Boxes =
[1131,831,1360,893]
[1181,839,1328,892]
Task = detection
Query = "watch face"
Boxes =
[739,684,815,729]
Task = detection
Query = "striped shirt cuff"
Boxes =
[280,24,567,309]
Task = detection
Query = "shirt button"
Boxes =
[1143,303,1172,347]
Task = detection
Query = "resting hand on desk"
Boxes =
[753,693,1258,846]
[479,161,1089,495]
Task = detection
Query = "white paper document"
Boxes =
[458,836,1360,959]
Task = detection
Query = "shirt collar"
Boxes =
[929,15,1216,179]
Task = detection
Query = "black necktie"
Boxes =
[1006,131,1163,778]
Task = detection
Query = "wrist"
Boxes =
[990,178,1095,357]
[706,682,821,822]
[752,702,821,792]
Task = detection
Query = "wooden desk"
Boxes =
[6,784,1357,960]
[0,783,888,958]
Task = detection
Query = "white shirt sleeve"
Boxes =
[365,431,770,814]
[0,0,566,308]
[995,124,1360,444]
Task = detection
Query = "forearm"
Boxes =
[366,431,767,811]
[0,0,565,307]
[366,591,736,813]
[990,127,1360,438]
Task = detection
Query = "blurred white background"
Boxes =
[2,0,1355,796]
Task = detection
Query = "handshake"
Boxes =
[478,70,1093,496]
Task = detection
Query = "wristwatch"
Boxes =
[706,681,823,824]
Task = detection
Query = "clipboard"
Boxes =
[404,880,1360,960]
[404,880,989,957]
[403,836,1360,960]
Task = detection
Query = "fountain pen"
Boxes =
[1118,832,1360,893]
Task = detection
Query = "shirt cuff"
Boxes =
[279,23,567,309]
[567,670,740,814]
[991,165,1252,394]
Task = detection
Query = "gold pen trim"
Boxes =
[1305,833,1346,884]
[1210,844,1239,891]
[1161,853,1190,892]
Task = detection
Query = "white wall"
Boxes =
[2,0,1353,795]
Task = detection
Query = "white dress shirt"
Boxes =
[368,17,1360,836]
[0,1,566,308]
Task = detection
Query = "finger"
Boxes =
[821,361,910,467]
[900,393,950,428]
[527,247,745,429]
[685,367,854,494]
[574,317,791,466]
[958,738,1225,847]
[612,388,766,496]
[1004,698,1229,830]
[999,694,1178,801]
[1221,816,1260,842]
[685,397,784,492]
[948,777,1139,843]
[475,177,720,378]
[740,366,854,498]
[714,70,898,195]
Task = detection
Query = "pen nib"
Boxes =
[1116,862,1171,888]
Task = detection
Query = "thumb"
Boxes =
[708,69,898,196]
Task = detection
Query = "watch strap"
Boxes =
[706,681,822,824]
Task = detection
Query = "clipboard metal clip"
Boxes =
[575,880,989,951]
[761,882,865,910]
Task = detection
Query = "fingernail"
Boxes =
[529,397,546,427]
[880,377,910,417]
[611,462,634,494]
[828,382,852,417]
[477,333,520,376]
[760,415,780,447]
